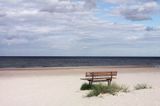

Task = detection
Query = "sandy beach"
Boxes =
[0,66,160,106]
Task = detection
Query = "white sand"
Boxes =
[0,67,160,106]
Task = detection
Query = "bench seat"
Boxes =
[81,71,117,85]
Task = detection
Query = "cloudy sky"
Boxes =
[0,0,160,56]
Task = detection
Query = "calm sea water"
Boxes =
[0,56,160,68]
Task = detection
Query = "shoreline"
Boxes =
[0,66,160,76]
[0,65,159,70]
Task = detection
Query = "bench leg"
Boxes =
[89,81,93,86]
[108,80,111,86]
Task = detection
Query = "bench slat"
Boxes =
[81,77,116,81]
[86,71,117,77]
[81,71,117,85]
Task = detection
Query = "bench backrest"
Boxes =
[86,71,117,77]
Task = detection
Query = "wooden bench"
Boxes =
[81,71,117,86]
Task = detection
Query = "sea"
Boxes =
[0,56,160,68]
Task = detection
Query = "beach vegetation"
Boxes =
[119,84,130,93]
[87,83,108,97]
[80,83,94,90]
[134,83,152,90]
[82,83,129,97]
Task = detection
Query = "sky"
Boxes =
[0,0,160,56]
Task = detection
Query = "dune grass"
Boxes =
[80,83,129,97]
[134,83,152,90]
[81,82,152,97]
[80,83,94,90]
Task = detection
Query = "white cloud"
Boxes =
[110,1,159,21]
[0,0,160,56]
[126,36,143,41]
[1,38,28,45]
[104,0,130,4]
